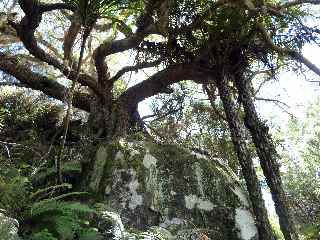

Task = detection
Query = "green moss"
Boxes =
[146,142,240,237]
[87,140,247,239]
[89,143,121,195]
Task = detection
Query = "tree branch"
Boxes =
[280,0,320,8]
[8,0,100,95]
[63,13,81,62]
[255,97,290,108]
[93,35,143,84]
[93,0,158,86]
[0,52,91,111]
[39,3,76,13]
[109,59,163,83]
[117,63,209,112]
[257,23,320,77]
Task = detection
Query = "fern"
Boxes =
[0,170,99,240]
[0,175,31,219]
[0,160,102,240]
[30,183,73,201]
[29,229,57,240]
[29,201,95,219]
[23,200,100,240]
[32,161,82,185]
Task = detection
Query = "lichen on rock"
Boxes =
[0,212,20,240]
[89,141,258,240]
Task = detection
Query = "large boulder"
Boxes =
[89,141,258,240]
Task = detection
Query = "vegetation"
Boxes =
[280,98,320,239]
[0,0,319,239]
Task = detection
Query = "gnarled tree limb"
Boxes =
[8,0,100,94]
[63,13,81,62]
[117,63,209,112]
[0,52,91,111]
[93,0,159,87]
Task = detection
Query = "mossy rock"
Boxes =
[0,212,20,240]
[89,140,258,240]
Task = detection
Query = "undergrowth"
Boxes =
[0,162,101,240]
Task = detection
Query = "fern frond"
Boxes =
[25,201,98,240]
[29,201,95,219]
[32,162,81,184]
[30,183,73,201]
[30,229,57,240]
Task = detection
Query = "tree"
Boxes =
[280,98,320,238]
[1,0,320,239]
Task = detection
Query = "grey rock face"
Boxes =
[0,212,20,240]
[90,141,258,240]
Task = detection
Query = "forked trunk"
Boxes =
[233,73,299,240]
[213,73,275,240]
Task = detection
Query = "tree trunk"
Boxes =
[213,74,276,240]
[87,99,131,140]
[82,99,133,193]
[233,73,299,240]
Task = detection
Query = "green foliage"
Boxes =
[0,90,60,135]
[0,164,99,240]
[269,216,284,240]
[302,223,320,240]
[64,0,142,28]
[32,162,82,185]
[0,215,20,240]
[0,90,62,174]
[0,89,101,240]
[24,200,99,240]
[0,169,32,219]
[280,98,320,237]
[29,229,57,240]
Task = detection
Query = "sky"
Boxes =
[256,44,320,124]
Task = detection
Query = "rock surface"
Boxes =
[0,212,20,240]
[89,141,258,240]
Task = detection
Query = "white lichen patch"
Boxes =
[185,194,214,211]
[194,163,204,196]
[101,211,125,239]
[232,186,250,208]
[128,170,143,210]
[170,190,177,196]
[191,151,207,159]
[105,185,111,195]
[129,149,140,157]
[0,213,19,240]
[235,208,258,240]
[160,217,184,228]
[212,157,227,166]
[126,142,141,157]
[198,199,215,211]
[118,138,126,147]
[89,146,108,192]
[115,151,124,161]
[143,153,158,169]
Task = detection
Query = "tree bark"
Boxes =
[214,74,276,240]
[233,73,299,240]
[0,52,91,111]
